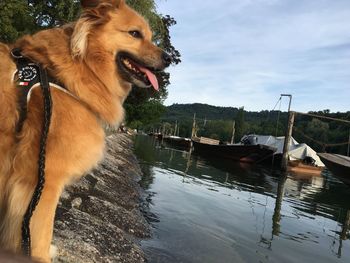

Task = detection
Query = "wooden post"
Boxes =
[230,121,236,144]
[272,174,287,236]
[191,113,196,139]
[281,111,295,171]
[174,121,178,136]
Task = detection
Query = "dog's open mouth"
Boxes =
[117,52,159,91]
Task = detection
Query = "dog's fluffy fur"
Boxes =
[0,0,167,262]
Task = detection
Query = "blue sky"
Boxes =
[156,0,350,112]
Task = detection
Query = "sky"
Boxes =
[156,0,350,112]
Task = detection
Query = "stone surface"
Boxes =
[53,134,149,263]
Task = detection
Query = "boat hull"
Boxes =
[163,136,192,149]
[192,140,276,163]
[318,153,350,185]
[287,160,323,175]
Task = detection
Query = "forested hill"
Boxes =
[163,103,286,122]
[160,103,350,154]
[165,103,241,120]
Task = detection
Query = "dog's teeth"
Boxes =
[122,57,146,78]
[123,59,133,70]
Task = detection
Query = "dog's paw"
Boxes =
[50,244,58,260]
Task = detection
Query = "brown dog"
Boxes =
[0,0,170,262]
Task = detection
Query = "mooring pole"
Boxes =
[281,111,295,171]
[174,121,178,136]
[272,174,287,236]
[191,113,196,139]
[280,94,293,171]
[281,94,292,113]
[230,121,236,144]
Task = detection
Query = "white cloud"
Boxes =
[157,0,350,112]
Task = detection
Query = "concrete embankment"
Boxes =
[53,133,149,263]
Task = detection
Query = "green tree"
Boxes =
[206,120,232,141]
[235,107,245,142]
[0,0,35,42]
[28,0,80,27]
[125,99,166,130]
[302,118,329,151]
[0,1,81,43]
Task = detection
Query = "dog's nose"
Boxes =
[162,52,172,67]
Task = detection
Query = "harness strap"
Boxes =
[11,49,53,257]
[11,48,40,133]
[11,48,69,133]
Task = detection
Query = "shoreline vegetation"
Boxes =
[53,133,150,263]
[152,103,350,155]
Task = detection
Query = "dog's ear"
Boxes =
[72,0,125,59]
[71,18,91,59]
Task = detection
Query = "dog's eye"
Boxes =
[129,30,143,39]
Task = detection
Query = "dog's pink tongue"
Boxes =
[139,67,159,91]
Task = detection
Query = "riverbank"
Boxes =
[53,133,149,263]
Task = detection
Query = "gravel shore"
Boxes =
[53,133,149,263]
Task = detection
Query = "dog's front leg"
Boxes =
[30,182,64,263]
[0,135,16,210]
[0,178,35,253]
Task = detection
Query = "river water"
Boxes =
[133,135,350,263]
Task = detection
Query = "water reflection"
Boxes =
[134,135,350,263]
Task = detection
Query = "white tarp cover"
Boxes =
[246,135,325,167]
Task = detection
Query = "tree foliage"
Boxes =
[0,0,81,43]
[0,0,35,43]
[235,107,245,141]
[156,103,350,154]
[125,99,166,129]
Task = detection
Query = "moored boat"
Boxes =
[242,134,325,174]
[163,135,192,149]
[318,153,350,185]
[148,132,163,139]
[191,137,277,163]
[287,160,324,175]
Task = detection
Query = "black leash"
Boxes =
[11,49,53,256]
[21,65,52,256]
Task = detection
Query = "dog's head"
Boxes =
[71,0,171,91]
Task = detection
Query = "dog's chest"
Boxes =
[26,88,106,179]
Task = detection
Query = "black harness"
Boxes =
[11,49,57,257]
[12,49,43,133]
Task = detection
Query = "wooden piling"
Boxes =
[230,121,236,144]
[191,113,196,138]
[281,111,295,171]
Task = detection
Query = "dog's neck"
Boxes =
[14,26,131,126]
